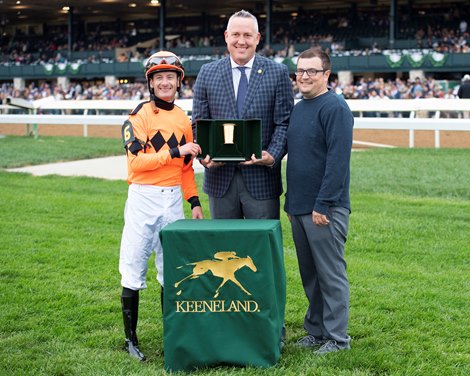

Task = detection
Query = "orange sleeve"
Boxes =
[126,112,173,173]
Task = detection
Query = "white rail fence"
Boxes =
[2,98,470,148]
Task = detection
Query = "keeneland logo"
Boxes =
[175,251,257,298]
[174,251,260,313]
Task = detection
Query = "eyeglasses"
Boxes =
[294,68,326,77]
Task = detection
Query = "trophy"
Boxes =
[223,123,237,144]
[196,119,262,162]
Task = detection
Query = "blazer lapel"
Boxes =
[242,55,265,117]
[220,57,238,117]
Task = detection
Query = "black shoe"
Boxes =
[280,324,286,350]
[314,340,350,355]
[125,339,146,361]
[295,335,326,348]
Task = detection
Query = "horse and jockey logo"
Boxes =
[175,251,257,298]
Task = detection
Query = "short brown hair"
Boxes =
[297,47,331,71]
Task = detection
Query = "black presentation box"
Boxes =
[196,119,262,162]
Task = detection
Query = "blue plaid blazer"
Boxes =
[192,54,294,200]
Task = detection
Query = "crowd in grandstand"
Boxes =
[0,6,469,65]
[0,81,146,103]
[1,4,469,107]
[327,76,458,100]
[1,75,465,105]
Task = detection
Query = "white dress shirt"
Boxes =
[230,56,255,99]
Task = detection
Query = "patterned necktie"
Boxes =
[237,66,248,117]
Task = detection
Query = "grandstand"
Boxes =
[1,0,470,150]
[1,0,469,86]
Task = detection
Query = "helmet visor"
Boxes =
[146,55,183,70]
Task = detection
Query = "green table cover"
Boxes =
[161,219,286,372]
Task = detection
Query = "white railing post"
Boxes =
[435,130,440,148]
[83,109,88,137]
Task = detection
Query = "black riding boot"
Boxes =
[121,287,146,361]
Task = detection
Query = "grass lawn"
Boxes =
[0,135,122,168]
[0,136,469,375]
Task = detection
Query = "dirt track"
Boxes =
[1,123,470,148]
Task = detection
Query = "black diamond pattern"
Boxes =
[149,131,187,152]
[167,134,178,149]
[150,131,166,152]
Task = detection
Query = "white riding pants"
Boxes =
[119,183,184,290]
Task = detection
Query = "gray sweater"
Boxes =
[284,90,354,216]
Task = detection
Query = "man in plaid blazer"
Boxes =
[192,10,294,219]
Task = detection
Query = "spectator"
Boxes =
[457,74,470,118]
[459,19,468,34]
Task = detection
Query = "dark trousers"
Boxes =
[290,206,351,345]
[209,170,279,219]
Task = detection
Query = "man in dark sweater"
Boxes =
[284,47,354,355]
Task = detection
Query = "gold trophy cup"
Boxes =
[223,123,237,144]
